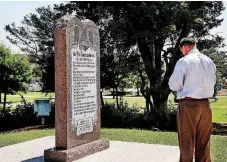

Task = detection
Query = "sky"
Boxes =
[0,1,227,53]
[0,1,62,53]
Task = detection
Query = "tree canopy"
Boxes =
[5,1,226,110]
[0,44,33,109]
[5,5,65,92]
[60,1,225,110]
[202,48,227,88]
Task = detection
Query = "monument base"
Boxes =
[44,139,109,162]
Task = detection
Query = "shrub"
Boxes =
[101,101,145,128]
[0,101,55,131]
[101,100,177,132]
[0,97,177,132]
[0,105,14,131]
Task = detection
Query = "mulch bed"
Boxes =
[1,123,227,136]
[0,124,55,133]
[212,123,227,136]
[217,89,227,96]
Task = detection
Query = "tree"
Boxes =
[4,3,120,95]
[120,72,141,94]
[202,48,227,99]
[4,3,132,108]
[120,48,142,96]
[101,37,132,108]
[5,5,65,92]
[6,2,226,111]
[0,44,33,110]
[0,45,12,106]
[202,48,227,81]
[60,1,225,111]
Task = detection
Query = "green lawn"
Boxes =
[103,93,176,108]
[0,128,226,162]
[1,92,227,123]
[104,95,227,109]
[105,95,227,123]
[0,129,55,147]
[1,92,55,103]
[104,97,146,107]
[210,96,227,109]
[212,108,227,123]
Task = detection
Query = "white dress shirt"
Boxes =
[169,47,216,99]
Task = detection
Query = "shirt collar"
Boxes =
[187,46,199,55]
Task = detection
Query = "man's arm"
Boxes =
[168,60,187,91]
[213,62,216,84]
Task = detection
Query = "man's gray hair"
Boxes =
[180,37,197,47]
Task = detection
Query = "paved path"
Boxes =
[0,136,180,162]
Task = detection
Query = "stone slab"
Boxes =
[44,139,109,162]
[0,136,181,162]
[0,136,55,162]
[78,141,180,162]
[54,15,103,151]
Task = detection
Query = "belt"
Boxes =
[180,97,208,100]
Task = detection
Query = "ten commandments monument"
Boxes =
[44,15,109,162]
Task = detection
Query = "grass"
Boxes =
[0,128,226,162]
[105,95,227,123]
[104,95,227,109]
[210,96,227,109]
[104,97,146,107]
[0,92,55,103]
[0,129,55,147]
[103,93,175,108]
[212,108,227,123]
[1,92,227,123]
[101,128,178,146]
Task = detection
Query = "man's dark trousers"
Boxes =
[177,98,212,162]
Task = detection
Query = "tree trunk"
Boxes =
[115,87,119,109]
[0,91,1,103]
[100,90,104,108]
[140,86,152,113]
[152,93,169,111]
[138,66,151,112]
[141,87,150,112]
[145,99,149,112]
[136,87,140,96]
[145,87,151,112]
[145,96,153,112]
[3,92,7,111]
[112,87,115,99]
[213,84,217,102]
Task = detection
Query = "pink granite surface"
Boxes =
[44,15,109,162]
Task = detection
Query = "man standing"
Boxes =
[169,37,216,162]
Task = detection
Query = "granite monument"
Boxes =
[44,14,109,162]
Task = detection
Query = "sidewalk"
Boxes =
[0,136,180,162]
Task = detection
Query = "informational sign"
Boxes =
[34,99,51,117]
[70,45,97,135]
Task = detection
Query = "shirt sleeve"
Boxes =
[168,59,187,91]
[213,62,216,84]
